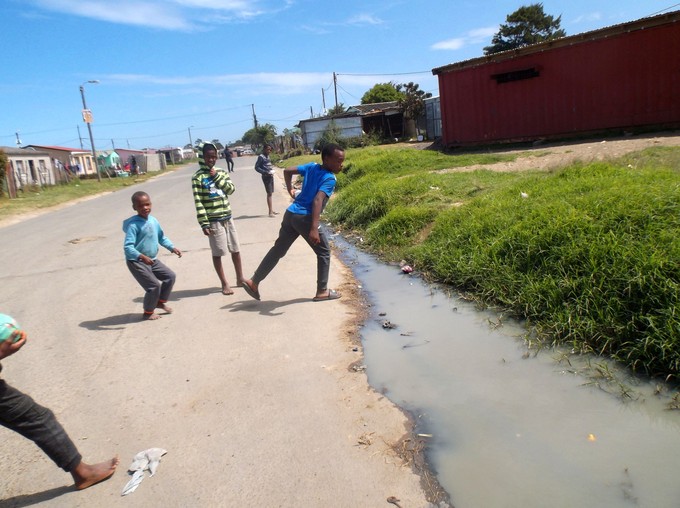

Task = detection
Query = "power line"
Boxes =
[649,3,680,15]
[337,71,432,76]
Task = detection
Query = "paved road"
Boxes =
[0,156,428,507]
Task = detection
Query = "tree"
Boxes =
[326,103,347,116]
[242,123,277,149]
[484,3,566,55]
[361,82,404,104]
[396,82,432,138]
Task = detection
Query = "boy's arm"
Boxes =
[191,176,210,229]
[212,170,236,196]
[283,167,300,198]
[254,155,267,175]
[123,224,143,260]
[308,190,326,245]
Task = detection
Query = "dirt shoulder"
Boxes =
[436,130,680,173]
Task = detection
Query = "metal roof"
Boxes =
[433,9,680,75]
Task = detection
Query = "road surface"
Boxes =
[0,155,429,507]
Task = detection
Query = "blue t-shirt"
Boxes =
[287,162,337,216]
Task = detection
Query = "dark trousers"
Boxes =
[253,210,331,293]
[226,159,234,172]
[0,379,81,471]
[126,258,176,313]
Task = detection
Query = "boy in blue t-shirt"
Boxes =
[242,143,345,302]
[123,191,182,320]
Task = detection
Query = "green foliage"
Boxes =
[313,121,346,151]
[242,123,278,149]
[396,82,432,120]
[361,82,405,104]
[326,104,347,116]
[325,144,680,379]
[484,3,567,55]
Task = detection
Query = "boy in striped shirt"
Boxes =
[191,143,245,295]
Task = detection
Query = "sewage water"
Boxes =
[334,237,680,508]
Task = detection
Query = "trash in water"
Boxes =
[382,320,396,329]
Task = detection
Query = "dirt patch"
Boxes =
[435,130,680,173]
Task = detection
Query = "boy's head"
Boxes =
[321,143,345,174]
[201,143,218,169]
[131,191,151,218]
[263,144,272,155]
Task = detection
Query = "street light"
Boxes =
[188,126,194,148]
[80,80,100,182]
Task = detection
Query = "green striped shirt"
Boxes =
[191,168,235,229]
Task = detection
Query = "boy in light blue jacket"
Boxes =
[123,191,182,320]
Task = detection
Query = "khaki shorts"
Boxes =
[208,218,240,256]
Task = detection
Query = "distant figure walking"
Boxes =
[224,147,234,172]
[242,143,345,302]
[254,144,278,217]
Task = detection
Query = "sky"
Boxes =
[1,0,678,150]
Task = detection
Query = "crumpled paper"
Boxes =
[121,448,167,496]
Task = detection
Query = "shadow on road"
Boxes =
[224,297,310,316]
[0,485,72,508]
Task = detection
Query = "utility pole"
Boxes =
[15,132,22,147]
[251,104,258,129]
[333,72,338,109]
[77,125,84,149]
[111,139,115,150]
[310,106,314,118]
[322,88,326,111]
[79,80,102,182]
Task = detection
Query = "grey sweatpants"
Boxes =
[253,210,331,293]
[0,379,82,471]
[126,258,176,313]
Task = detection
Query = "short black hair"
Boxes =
[131,191,148,205]
[202,143,217,156]
[321,143,343,161]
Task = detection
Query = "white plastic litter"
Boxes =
[121,448,167,496]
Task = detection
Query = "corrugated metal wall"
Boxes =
[437,16,680,145]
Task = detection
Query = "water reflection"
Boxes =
[334,235,680,508]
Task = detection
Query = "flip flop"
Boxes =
[312,289,341,302]
[241,281,261,301]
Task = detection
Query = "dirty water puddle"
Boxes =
[334,234,680,508]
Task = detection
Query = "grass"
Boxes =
[319,144,680,380]
[0,167,184,222]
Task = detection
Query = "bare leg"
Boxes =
[71,457,119,490]
[213,256,232,295]
[231,252,245,286]
[267,194,276,217]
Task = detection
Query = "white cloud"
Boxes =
[431,26,498,51]
[571,12,602,24]
[347,13,384,26]
[28,0,284,30]
[104,71,333,95]
[431,38,465,51]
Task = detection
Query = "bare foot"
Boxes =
[157,303,173,313]
[222,284,234,295]
[143,313,161,321]
[72,457,119,490]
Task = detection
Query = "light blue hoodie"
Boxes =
[122,214,174,261]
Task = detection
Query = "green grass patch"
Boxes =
[327,145,680,379]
